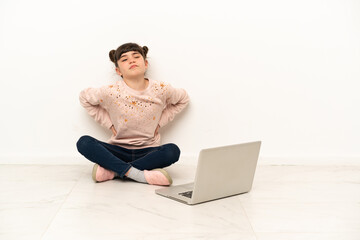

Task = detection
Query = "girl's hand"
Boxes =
[111,125,117,136]
[154,124,160,136]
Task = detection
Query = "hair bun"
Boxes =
[109,50,116,63]
[142,46,148,56]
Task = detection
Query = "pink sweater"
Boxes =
[79,78,189,149]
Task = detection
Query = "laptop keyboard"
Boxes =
[179,191,193,198]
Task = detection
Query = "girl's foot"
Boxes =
[144,169,173,186]
[92,164,115,183]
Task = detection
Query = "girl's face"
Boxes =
[116,51,148,79]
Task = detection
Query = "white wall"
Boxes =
[1,0,359,164]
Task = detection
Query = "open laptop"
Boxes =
[155,141,261,205]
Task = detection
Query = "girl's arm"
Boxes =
[158,84,190,128]
[79,87,113,130]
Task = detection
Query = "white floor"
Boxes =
[1,163,359,240]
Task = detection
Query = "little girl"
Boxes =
[76,42,189,186]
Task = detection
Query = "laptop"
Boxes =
[155,141,261,205]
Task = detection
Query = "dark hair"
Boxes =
[109,42,148,68]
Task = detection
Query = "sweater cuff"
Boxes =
[158,117,167,128]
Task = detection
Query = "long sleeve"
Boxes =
[158,84,190,128]
[79,87,113,129]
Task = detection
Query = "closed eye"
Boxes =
[120,53,141,62]
[122,56,140,62]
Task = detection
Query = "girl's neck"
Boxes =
[123,77,149,91]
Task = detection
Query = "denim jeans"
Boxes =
[76,135,180,178]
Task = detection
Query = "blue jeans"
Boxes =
[76,135,180,178]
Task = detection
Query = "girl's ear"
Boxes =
[115,67,123,77]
